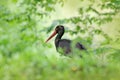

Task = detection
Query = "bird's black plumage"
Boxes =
[46,25,86,55]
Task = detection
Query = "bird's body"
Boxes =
[46,25,86,55]
[55,39,71,54]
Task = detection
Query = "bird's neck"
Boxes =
[55,32,64,47]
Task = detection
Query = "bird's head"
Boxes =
[55,25,64,33]
[45,25,64,43]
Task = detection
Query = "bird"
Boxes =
[45,25,86,56]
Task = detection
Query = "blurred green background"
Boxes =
[0,0,120,80]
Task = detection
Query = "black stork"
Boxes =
[45,25,86,55]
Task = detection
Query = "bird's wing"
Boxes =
[76,42,86,50]
[57,39,71,54]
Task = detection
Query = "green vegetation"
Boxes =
[0,0,120,80]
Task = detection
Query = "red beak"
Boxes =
[45,30,57,43]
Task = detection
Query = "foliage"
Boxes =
[47,0,120,46]
[0,0,120,80]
